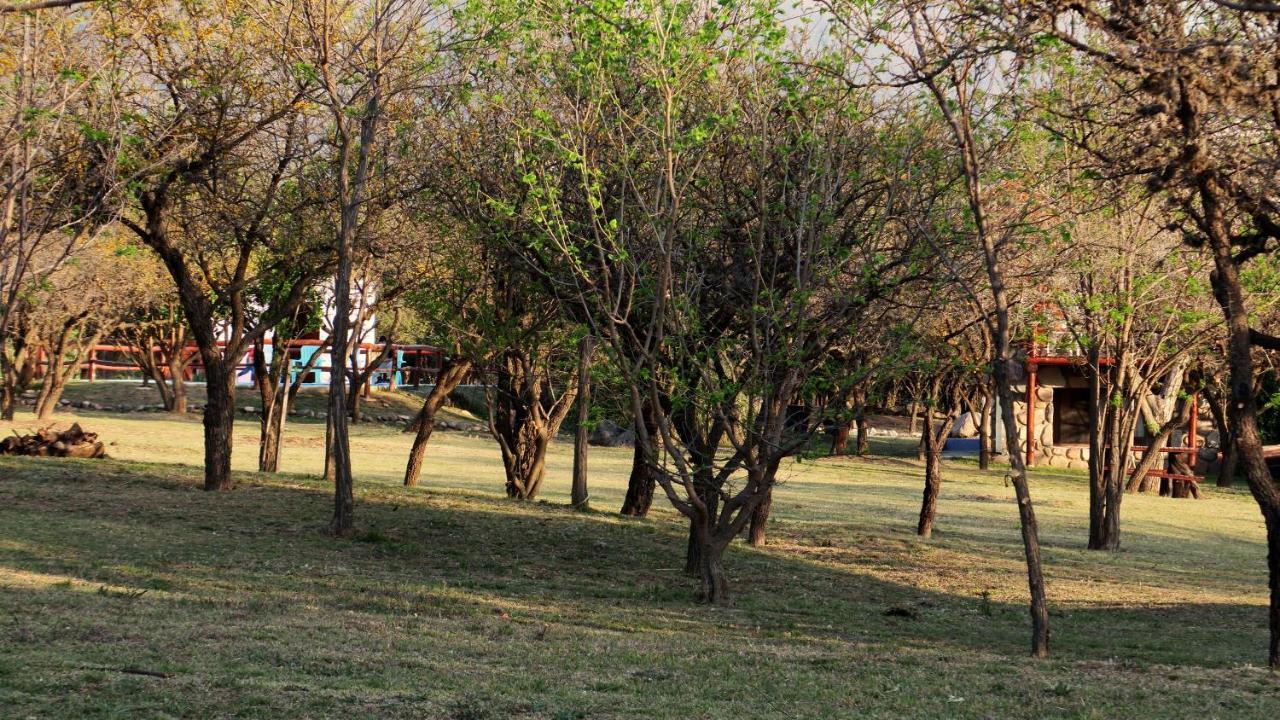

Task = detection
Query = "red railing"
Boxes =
[34,339,447,387]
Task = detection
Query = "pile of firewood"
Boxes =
[0,423,107,459]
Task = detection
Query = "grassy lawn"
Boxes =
[1,391,1277,718]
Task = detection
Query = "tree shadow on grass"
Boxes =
[0,455,1271,674]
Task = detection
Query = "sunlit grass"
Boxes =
[0,395,1276,718]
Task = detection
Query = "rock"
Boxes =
[588,419,621,445]
[589,419,633,447]
[241,406,256,414]
[949,412,979,438]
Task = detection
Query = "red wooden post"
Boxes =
[88,347,97,382]
[1026,363,1037,468]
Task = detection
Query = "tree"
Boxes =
[0,4,119,419]
[1045,205,1216,548]
[28,237,161,418]
[501,0,930,601]
[111,0,325,491]
[1027,0,1280,666]
[824,0,1054,656]
[285,0,457,533]
[117,297,196,414]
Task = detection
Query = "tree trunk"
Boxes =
[747,486,771,546]
[328,299,354,533]
[35,332,98,420]
[35,377,64,419]
[1266,507,1280,669]
[855,414,869,456]
[1205,388,1236,488]
[1087,347,1108,549]
[255,340,282,473]
[169,351,189,414]
[571,335,594,510]
[684,467,720,574]
[348,329,397,423]
[917,416,942,538]
[830,422,851,455]
[203,360,237,491]
[978,393,991,470]
[620,404,658,516]
[324,412,336,483]
[1203,187,1280,667]
[16,351,36,391]
[0,378,14,420]
[402,358,472,487]
[146,362,176,411]
[487,349,575,501]
[1219,439,1239,489]
[500,430,550,500]
[0,348,21,420]
[34,352,64,420]
[696,533,730,606]
[993,353,1051,657]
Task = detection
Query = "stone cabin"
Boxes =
[1002,349,1219,474]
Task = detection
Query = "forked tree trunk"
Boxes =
[348,328,398,423]
[254,340,282,473]
[260,389,286,473]
[488,349,576,501]
[855,414,870,456]
[917,417,942,538]
[34,350,66,420]
[499,427,551,500]
[34,322,96,420]
[403,358,472,487]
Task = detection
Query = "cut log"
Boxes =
[0,423,108,459]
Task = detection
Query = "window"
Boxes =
[1053,387,1090,445]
